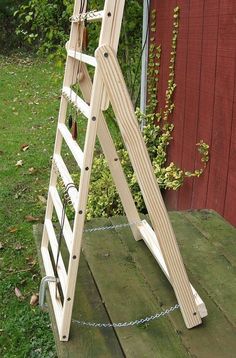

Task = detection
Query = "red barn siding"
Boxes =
[151,0,236,226]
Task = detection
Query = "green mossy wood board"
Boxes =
[34,210,236,357]
[34,225,124,358]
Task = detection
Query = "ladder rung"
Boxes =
[62,86,90,118]
[53,154,78,210]
[45,219,68,297]
[41,247,63,328]
[49,186,73,254]
[70,10,104,23]
[58,123,84,169]
[67,50,97,67]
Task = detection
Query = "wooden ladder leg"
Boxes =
[95,44,202,329]
[58,65,109,341]
[79,66,142,241]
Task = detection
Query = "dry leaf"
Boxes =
[26,256,37,267]
[20,144,29,152]
[15,287,23,299]
[25,215,40,222]
[30,294,39,306]
[15,243,23,251]
[38,195,47,204]
[28,167,36,174]
[8,227,18,233]
[15,160,23,167]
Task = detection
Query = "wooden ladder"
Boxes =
[41,0,207,342]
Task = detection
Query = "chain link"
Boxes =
[72,304,180,328]
[84,221,142,233]
[70,10,98,23]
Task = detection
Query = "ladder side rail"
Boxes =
[59,67,104,341]
[42,0,88,338]
[78,65,142,241]
[96,45,202,329]
[59,1,126,340]
[41,0,86,252]
[99,0,125,110]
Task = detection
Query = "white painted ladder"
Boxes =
[41,0,207,342]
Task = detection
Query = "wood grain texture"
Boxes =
[171,211,236,327]
[156,0,236,228]
[96,45,202,328]
[35,225,124,358]
[110,214,236,358]
[191,0,220,208]
[83,218,189,358]
[36,211,236,357]
[178,1,205,209]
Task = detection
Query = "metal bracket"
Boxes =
[39,276,59,310]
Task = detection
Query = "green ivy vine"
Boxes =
[85,6,209,220]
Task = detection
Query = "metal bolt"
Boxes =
[92,116,96,121]
[104,52,109,58]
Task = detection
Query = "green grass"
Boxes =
[0,54,62,357]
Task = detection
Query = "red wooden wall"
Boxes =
[151,0,236,227]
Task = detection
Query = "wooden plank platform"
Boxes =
[34,210,236,358]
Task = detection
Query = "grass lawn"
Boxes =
[0,53,62,357]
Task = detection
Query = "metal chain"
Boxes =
[84,221,142,233]
[72,304,180,328]
[70,10,97,23]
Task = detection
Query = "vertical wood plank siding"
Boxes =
[151,0,236,226]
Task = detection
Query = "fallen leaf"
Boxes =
[8,227,18,233]
[26,256,36,265]
[0,150,3,155]
[14,243,23,251]
[38,195,47,204]
[0,242,3,250]
[28,167,36,174]
[20,144,29,152]
[15,287,23,299]
[15,160,23,167]
[30,294,39,306]
[25,215,40,222]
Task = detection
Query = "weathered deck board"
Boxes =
[183,210,236,266]
[83,218,188,358]
[34,210,236,357]
[34,225,124,358]
[110,214,236,358]
[170,212,236,328]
